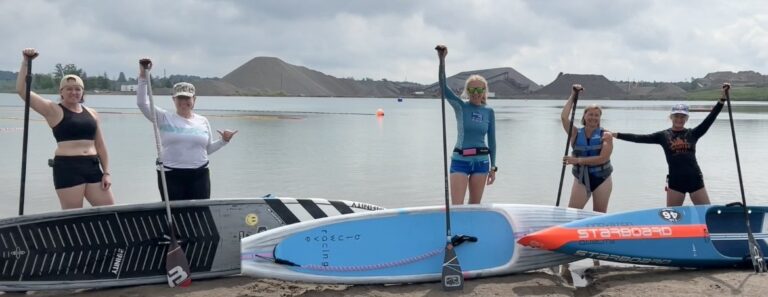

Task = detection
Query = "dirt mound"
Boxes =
[533,73,627,99]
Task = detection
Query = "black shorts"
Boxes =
[667,174,705,194]
[156,167,211,201]
[52,155,104,189]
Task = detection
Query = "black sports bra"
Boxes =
[52,104,97,142]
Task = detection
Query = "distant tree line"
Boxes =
[0,64,216,93]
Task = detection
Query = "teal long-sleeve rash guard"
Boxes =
[439,63,497,167]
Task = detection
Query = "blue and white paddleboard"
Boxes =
[241,204,599,284]
[518,204,768,268]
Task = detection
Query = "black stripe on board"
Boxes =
[330,201,354,214]
[264,199,300,224]
[298,200,328,219]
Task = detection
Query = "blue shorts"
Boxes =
[450,159,490,175]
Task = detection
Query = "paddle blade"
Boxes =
[441,244,463,291]
[748,239,767,273]
[166,240,192,288]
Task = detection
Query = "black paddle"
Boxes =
[435,45,463,291]
[555,85,582,206]
[140,59,193,286]
[722,83,767,273]
[18,51,37,216]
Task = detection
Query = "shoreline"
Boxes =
[13,265,767,297]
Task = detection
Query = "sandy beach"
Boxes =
[16,264,767,297]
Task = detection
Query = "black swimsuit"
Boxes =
[617,102,724,194]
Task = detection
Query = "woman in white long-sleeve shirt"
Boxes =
[136,59,237,201]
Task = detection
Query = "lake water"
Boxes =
[1,93,767,219]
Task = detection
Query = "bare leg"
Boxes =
[568,181,590,210]
[666,189,686,207]
[689,187,711,205]
[450,173,469,205]
[467,174,488,204]
[591,177,612,213]
[56,185,87,209]
[84,182,115,207]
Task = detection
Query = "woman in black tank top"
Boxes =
[16,48,115,210]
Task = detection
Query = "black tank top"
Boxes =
[52,104,98,142]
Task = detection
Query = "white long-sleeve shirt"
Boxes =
[137,78,226,169]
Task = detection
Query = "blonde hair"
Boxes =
[460,74,489,103]
[581,104,603,126]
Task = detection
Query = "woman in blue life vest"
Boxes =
[561,85,613,213]
[16,48,115,209]
[436,45,497,205]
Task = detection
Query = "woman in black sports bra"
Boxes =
[16,48,115,209]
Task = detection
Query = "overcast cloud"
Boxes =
[1,0,766,85]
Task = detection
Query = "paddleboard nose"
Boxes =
[517,227,574,251]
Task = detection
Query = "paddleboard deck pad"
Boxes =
[0,197,382,291]
[518,204,768,268]
[241,204,599,284]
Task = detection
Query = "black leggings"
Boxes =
[156,167,210,201]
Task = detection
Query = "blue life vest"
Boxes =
[571,127,612,178]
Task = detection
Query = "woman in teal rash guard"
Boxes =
[436,45,497,205]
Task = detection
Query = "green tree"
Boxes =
[54,63,85,80]
[117,72,127,83]
[32,74,55,90]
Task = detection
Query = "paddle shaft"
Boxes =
[555,91,579,206]
[439,56,452,236]
[724,88,766,272]
[18,58,33,216]
[143,65,192,285]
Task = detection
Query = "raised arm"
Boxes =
[436,45,463,109]
[136,58,167,120]
[691,84,727,138]
[16,48,59,119]
[560,84,583,136]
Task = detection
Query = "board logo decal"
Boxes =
[659,208,683,223]
[245,213,259,226]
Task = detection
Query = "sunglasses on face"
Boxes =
[467,87,486,95]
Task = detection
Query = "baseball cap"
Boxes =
[670,103,689,115]
[173,82,196,97]
[59,74,84,90]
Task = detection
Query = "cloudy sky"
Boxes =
[1,0,766,86]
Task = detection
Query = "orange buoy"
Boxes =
[376,108,385,116]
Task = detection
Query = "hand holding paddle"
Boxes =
[720,83,730,103]
[22,48,39,60]
[139,58,152,79]
[435,45,447,59]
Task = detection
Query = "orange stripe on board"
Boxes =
[517,224,708,251]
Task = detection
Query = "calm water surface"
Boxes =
[1,93,767,218]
